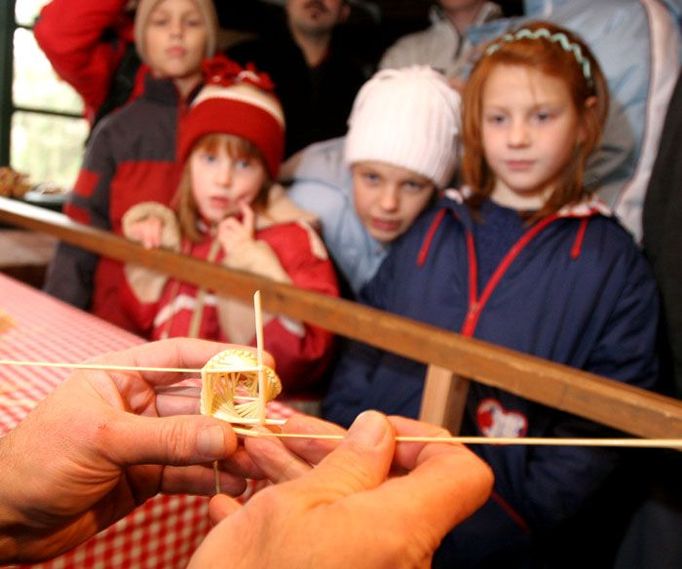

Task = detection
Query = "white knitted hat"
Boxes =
[344,66,461,188]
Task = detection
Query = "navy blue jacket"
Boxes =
[323,193,659,566]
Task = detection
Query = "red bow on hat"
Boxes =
[202,55,275,92]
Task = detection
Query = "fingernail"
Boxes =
[347,411,389,446]
[197,425,226,458]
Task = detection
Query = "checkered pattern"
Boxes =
[0,274,296,568]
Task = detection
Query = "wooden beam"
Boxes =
[419,365,470,434]
[2,196,682,439]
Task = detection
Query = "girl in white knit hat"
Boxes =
[287,65,462,295]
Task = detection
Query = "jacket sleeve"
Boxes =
[42,118,116,309]
[34,0,132,121]
[118,270,165,338]
[322,245,394,427]
[120,201,179,307]
[42,242,98,309]
[509,245,660,530]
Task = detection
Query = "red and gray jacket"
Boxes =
[44,74,186,332]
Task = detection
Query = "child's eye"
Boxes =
[484,113,506,125]
[361,172,381,185]
[184,16,204,27]
[234,158,252,169]
[149,16,170,27]
[401,181,428,194]
[533,111,553,123]
[199,152,218,163]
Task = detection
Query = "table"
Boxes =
[0,273,295,568]
[0,274,211,568]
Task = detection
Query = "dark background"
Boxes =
[214,1,524,71]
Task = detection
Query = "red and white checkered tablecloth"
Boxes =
[0,274,298,568]
[0,274,211,568]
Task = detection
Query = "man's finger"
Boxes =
[286,411,395,499]
[244,428,313,483]
[208,494,242,524]
[160,464,247,497]
[107,414,239,465]
[352,442,494,543]
[92,338,274,387]
[279,414,345,464]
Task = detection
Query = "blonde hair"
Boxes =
[175,134,272,242]
[134,0,218,64]
[461,21,609,221]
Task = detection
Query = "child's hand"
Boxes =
[218,202,291,284]
[217,202,256,253]
[127,217,164,249]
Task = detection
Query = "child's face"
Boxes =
[190,144,267,224]
[144,0,207,80]
[481,64,582,210]
[352,161,436,245]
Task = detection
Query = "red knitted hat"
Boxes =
[178,56,285,178]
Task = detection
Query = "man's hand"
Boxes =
[0,338,270,563]
[193,411,494,568]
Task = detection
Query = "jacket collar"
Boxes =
[441,187,612,221]
[430,2,503,29]
[143,74,181,105]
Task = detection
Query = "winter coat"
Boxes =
[44,74,186,333]
[120,194,339,396]
[324,192,660,566]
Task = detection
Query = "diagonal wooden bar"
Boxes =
[2,196,681,440]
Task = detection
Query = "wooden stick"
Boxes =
[254,291,266,426]
[232,427,682,449]
[4,359,679,448]
[0,360,259,374]
[213,461,221,496]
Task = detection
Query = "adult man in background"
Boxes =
[227,0,367,158]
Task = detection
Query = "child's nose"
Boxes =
[216,164,232,186]
[169,19,183,37]
[508,120,530,147]
[379,187,400,211]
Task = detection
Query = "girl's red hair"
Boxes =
[461,21,609,220]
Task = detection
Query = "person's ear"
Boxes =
[577,96,597,144]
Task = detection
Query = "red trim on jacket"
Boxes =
[417,208,446,267]
[461,214,560,337]
[571,218,589,260]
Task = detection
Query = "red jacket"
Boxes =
[34,0,144,124]
[43,75,186,332]
[120,206,339,395]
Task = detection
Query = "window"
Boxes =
[1,0,88,191]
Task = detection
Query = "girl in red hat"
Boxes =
[120,57,339,402]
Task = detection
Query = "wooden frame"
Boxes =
[2,196,681,439]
